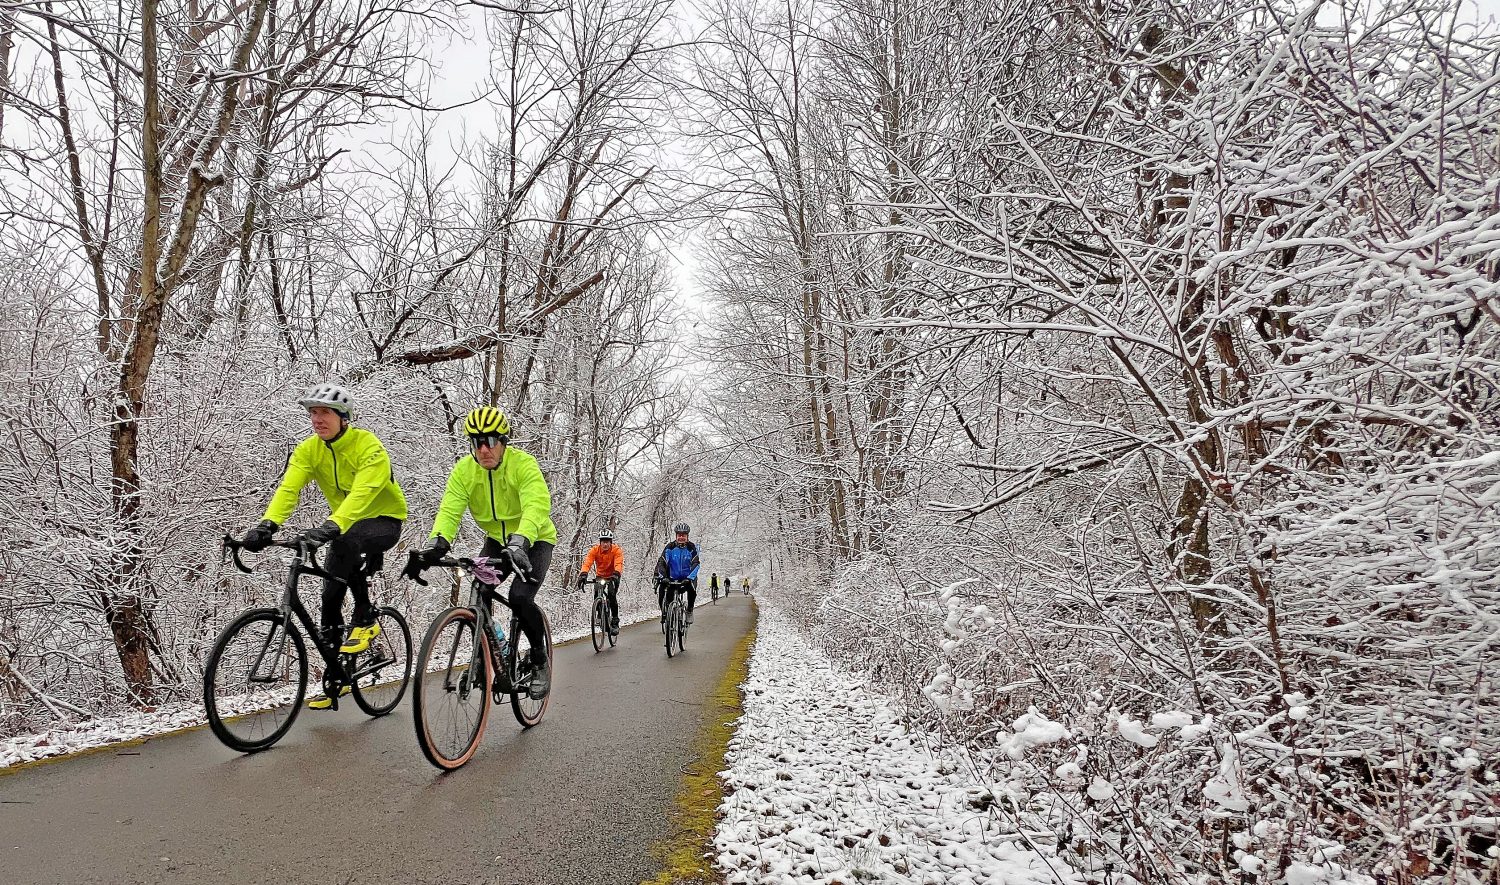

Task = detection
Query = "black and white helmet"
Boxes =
[673,522,690,535]
[599,528,614,541]
[298,383,353,420]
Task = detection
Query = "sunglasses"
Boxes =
[469,433,506,450]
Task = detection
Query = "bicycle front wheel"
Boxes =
[591,596,606,653]
[510,612,553,727]
[665,603,680,658]
[413,607,491,770]
[203,608,307,753]
[350,607,412,716]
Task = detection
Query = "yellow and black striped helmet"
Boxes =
[463,406,511,437]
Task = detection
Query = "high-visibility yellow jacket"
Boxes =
[262,428,408,531]
[430,447,557,545]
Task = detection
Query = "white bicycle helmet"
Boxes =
[298,383,353,420]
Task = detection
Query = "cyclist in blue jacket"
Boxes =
[654,522,701,624]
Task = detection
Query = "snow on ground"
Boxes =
[0,609,656,769]
[718,610,1083,885]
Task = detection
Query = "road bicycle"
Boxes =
[585,577,618,652]
[205,536,413,753]
[659,578,691,657]
[407,550,553,770]
[711,583,720,604]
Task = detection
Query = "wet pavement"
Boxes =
[0,596,756,885]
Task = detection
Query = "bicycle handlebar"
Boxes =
[221,534,343,586]
[222,535,253,573]
[402,546,530,587]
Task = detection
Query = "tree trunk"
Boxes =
[104,0,167,705]
[104,0,271,704]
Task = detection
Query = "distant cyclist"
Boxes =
[742,576,750,595]
[239,383,407,708]
[579,529,623,636]
[407,406,557,699]
[654,522,700,624]
[709,572,720,600]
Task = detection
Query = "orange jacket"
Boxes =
[581,542,624,579]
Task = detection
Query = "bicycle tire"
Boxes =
[591,595,606,653]
[204,608,307,753]
[678,606,689,652]
[350,607,413,716]
[662,602,672,654]
[413,607,492,770]
[665,602,680,657]
[510,611,552,727]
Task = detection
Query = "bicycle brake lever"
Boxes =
[500,547,532,583]
[403,551,429,586]
[222,535,253,574]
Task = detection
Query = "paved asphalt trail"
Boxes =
[0,595,756,885]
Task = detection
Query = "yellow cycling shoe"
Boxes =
[339,623,382,654]
[307,685,351,710]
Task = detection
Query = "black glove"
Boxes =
[504,534,531,576]
[419,536,451,565]
[241,519,277,552]
[577,573,588,588]
[298,519,342,549]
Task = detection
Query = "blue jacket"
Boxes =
[655,540,700,582]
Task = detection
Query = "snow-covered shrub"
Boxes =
[724,0,1500,880]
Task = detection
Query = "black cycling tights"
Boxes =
[320,516,402,638]
[479,536,554,665]
[603,576,620,625]
[657,580,697,614]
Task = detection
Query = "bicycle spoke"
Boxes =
[204,609,307,753]
[414,609,490,769]
[351,608,412,716]
[509,613,551,727]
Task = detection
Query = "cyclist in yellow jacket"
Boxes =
[408,406,558,698]
[239,383,407,707]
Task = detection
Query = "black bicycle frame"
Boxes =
[585,578,612,610]
[661,578,692,613]
[408,550,530,693]
[224,536,387,690]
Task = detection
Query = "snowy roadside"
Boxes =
[1,609,657,769]
[717,610,1083,885]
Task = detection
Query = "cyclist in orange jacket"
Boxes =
[578,529,624,635]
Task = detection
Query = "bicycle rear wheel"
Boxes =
[510,612,553,727]
[590,595,606,653]
[204,608,307,753]
[350,607,412,716]
[413,607,492,770]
